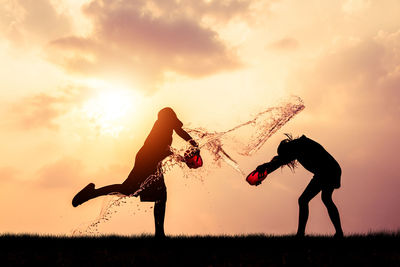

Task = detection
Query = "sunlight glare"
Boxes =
[82,81,142,137]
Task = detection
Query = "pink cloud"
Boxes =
[35,158,131,191]
[267,37,299,51]
[0,0,71,46]
[36,157,85,189]
[46,0,256,91]
[7,86,90,131]
[291,31,400,119]
[143,0,256,23]
[0,166,19,183]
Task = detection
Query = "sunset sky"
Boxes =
[0,0,399,236]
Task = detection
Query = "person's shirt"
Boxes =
[141,116,184,159]
[295,135,340,175]
[274,135,340,175]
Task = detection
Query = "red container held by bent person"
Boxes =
[184,149,203,169]
[246,169,268,185]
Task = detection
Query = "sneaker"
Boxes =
[72,183,95,207]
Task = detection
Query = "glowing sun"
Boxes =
[83,87,140,137]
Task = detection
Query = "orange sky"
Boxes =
[0,0,399,236]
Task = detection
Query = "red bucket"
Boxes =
[246,169,268,185]
[184,149,203,169]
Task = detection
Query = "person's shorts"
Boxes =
[122,147,167,202]
[139,174,167,202]
[312,169,341,189]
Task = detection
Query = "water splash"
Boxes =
[185,95,305,174]
[71,96,305,235]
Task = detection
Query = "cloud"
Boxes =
[0,166,19,183]
[137,0,257,24]
[0,0,71,46]
[35,158,130,190]
[7,85,90,131]
[290,30,400,121]
[267,37,299,51]
[45,0,263,91]
[342,0,371,14]
[36,157,85,189]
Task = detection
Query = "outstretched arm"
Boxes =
[174,127,198,147]
[256,153,297,174]
[256,156,283,174]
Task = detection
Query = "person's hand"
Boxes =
[189,139,198,147]
[255,163,269,173]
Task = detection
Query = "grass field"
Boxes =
[1,233,399,266]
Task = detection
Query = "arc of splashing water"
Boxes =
[72,96,305,235]
[184,96,305,175]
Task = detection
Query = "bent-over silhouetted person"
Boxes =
[72,107,198,237]
[254,134,343,237]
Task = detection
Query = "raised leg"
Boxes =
[72,183,130,207]
[92,184,129,198]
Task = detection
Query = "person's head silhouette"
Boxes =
[277,134,297,170]
[158,107,179,124]
[277,139,291,156]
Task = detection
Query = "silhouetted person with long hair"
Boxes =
[72,107,198,238]
[253,134,343,238]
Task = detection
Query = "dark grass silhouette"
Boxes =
[2,232,399,266]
